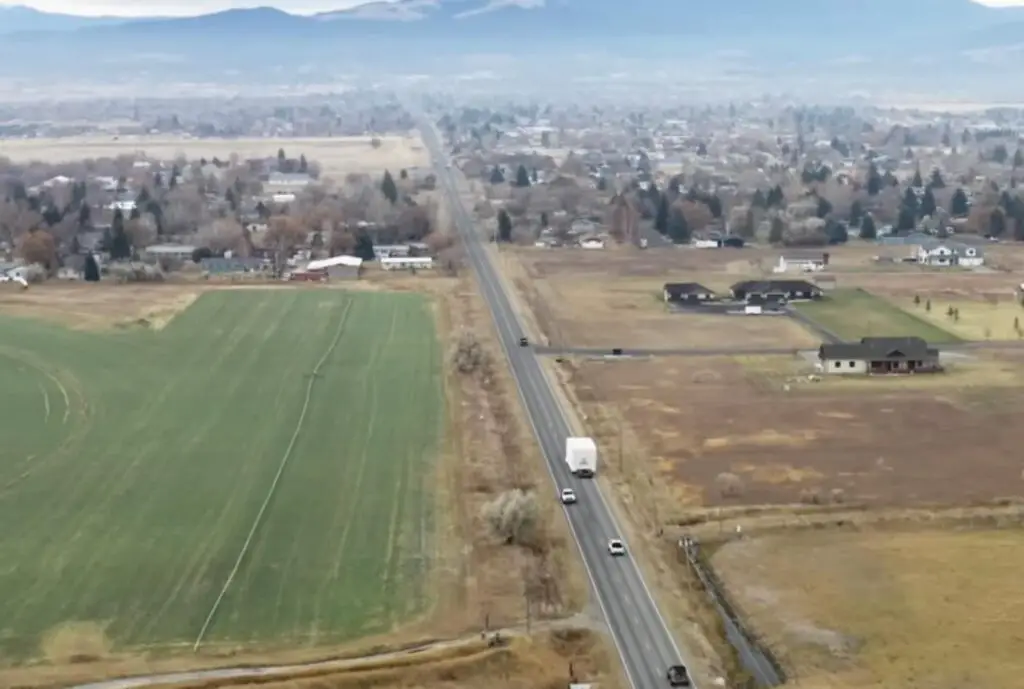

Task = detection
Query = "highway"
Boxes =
[418,120,695,689]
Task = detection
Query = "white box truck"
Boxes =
[565,437,598,477]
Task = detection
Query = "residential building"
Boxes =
[730,279,822,302]
[773,251,827,273]
[266,172,313,190]
[818,337,941,375]
[200,257,271,274]
[663,282,716,304]
[914,239,984,267]
[381,257,433,271]
[306,255,363,280]
[145,244,197,261]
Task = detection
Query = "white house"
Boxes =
[774,253,826,273]
[381,257,433,271]
[580,238,605,249]
[914,239,984,268]
[266,172,313,190]
[108,199,137,212]
[145,244,197,260]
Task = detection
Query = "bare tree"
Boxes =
[451,331,489,374]
[482,489,541,548]
[197,218,246,254]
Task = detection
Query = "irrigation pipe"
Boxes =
[192,301,352,651]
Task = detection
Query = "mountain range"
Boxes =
[2,0,1024,90]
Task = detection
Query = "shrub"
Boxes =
[451,331,489,375]
[715,472,745,499]
[107,262,164,284]
[482,489,540,547]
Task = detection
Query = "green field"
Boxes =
[794,288,961,343]
[0,289,443,661]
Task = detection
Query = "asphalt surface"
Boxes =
[535,345,801,357]
[419,120,696,689]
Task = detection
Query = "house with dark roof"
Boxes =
[730,279,822,302]
[663,282,716,304]
[818,337,941,375]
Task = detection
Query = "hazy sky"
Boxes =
[2,0,1023,17]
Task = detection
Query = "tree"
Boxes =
[490,166,505,184]
[381,170,398,204]
[83,252,100,281]
[704,194,723,219]
[1015,149,1024,169]
[540,211,549,227]
[110,209,131,260]
[993,144,1009,165]
[816,196,833,218]
[277,148,287,170]
[920,188,937,217]
[929,168,945,189]
[299,154,308,173]
[866,163,883,196]
[849,199,864,226]
[989,207,1007,237]
[225,187,238,211]
[951,187,970,217]
[766,184,785,208]
[896,205,917,232]
[912,167,923,188]
[18,229,57,269]
[768,216,785,244]
[353,232,375,261]
[860,214,877,240]
[497,209,513,242]
[514,164,531,188]
[654,194,669,235]
[667,205,691,244]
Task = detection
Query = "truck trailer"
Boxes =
[565,437,598,477]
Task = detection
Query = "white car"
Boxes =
[560,488,577,504]
[607,539,626,556]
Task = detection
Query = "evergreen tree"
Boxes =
[497,209,513,241]
[399,168,408,179]
[381,170,398,204]
[667,205,691,244]
[897,205,917,231]
[768,216,785,244]
[696,142,707,156]
[860,214,877,240]
[929,168,945,188]
[110,209,131,259]
[705,194,723,218]
[78,203,91,227]
[490,166,505,184]
[902,187,919,216]
[225,187,237,211]
[751,189,766,208]
[867,163,883,196]
[531,167,539,183]
[950,188,970,217]
[816,196,833,219]
[540,211,549,227]
[993,144,1009,165]
[256,200,269,219]
[83,253,100,282]
[920,187,937,217]
[514,164,531,188]
[766,185,785,208]
[154,171,164,188]
[353,232,375,261]
[299,154,308,173]
[596,177,608,192]
[1015,149,1024,169]
[849,199,864,226]
[129,206,141,220]
[912,167,923,188]
[277,148,287,171]
[654,194,669,235]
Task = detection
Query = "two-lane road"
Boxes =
[419,122,695,689]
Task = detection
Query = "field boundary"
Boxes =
[192,298,354,651]
[678,538,784,687]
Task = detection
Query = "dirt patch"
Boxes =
[556,353,1024,517]
[712,529,1024,688]
[39,622,113,665]
[0,283,205,330]
[0,135,428,178]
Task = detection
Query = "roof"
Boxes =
[306,255,363,270]
[820,336,938,362]
[664,282,715,295]
[381,256,432,264]
[732,279,821,294]
[146,244,197,254]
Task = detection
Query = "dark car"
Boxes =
[519,336,529,347]
[667,665,691,687]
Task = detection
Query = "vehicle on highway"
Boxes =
[667,664,691,686]
[519,336,528,346]
[565,436,598,477]
[607,538,626,556]
[560,488,577,504]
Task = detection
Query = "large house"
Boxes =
[914,238,984,268]
[663,282,716,304]
[818,336,941,375]
[730,279,822,302]
[773,252,827,273]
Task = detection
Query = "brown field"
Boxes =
[499,248,817,349]
[0,271,593,686]
[712,528,1024,688]
[0,135,428,177]
[552,352,1024,519]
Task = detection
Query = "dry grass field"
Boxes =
[500,248,816,349]
[712,529,1024,688]
[553,352,1024,518]
[0,135,428,177]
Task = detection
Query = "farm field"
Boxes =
[500,249,816,349]
[0,289,443,662]
[552,352,1024,518]
[793,288,961,343]
[712,529,1024,688]
[894,295,1024,341]
[0,135,428,177]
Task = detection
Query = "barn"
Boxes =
[305,255,363,280]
